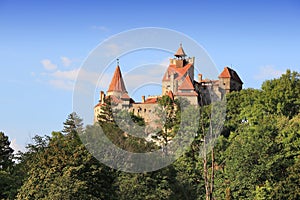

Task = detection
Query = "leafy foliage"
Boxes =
[2,70,300,199]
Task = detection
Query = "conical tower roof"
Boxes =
[107,65,127,92]
[174,44,186,57]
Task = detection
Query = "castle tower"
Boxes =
[162,44,195,95]
[218,67,243,95]
[176,75,198,105]
[107,62,127,98]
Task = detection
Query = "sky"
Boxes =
[0,0,299,152]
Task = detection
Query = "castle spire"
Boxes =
[107,62,127,93]
[174,43,186,58]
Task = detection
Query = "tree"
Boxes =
[62,112,84,135]
[261,70,300,118]
[115,167,175,200]
[17,131,116,200]
[97,96,115,123]
[0,132,15,199]
[16,114,116,200]
[0,132,14,171]
[154,95,180,154]
[223,116,280,199]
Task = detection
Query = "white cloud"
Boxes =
[61,56,72,67]
[51,69,80,81]
[91,25,109,32]
[104,43,121,57]
[10,138,25,153]
[41,59,57,71]
[255,65,285,80]
[49,79,75,91]
[48,68,102,90]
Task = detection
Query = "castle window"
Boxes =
[223,83,226,85]
[144,109,146,112]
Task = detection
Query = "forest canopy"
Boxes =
[0,70,299,200]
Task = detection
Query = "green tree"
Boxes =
[223,115,281,199]
[154,95,180,154]
[0,132,15,200]
[0,132,14,171]
[16,114,116,200]
[62,112,84,135]
[115,167,175,200]
[261,70,300,117]
[97,96,115,123]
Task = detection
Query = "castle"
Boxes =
[94,44,243,124]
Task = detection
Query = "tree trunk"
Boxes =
[210,116,215,200]
[203,140,210,200]
[210,148,215,200]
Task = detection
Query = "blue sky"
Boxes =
[0,0,299,152]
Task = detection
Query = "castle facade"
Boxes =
[94,45,243,124]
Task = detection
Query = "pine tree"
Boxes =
[62,112,84,135]
[0,132,14,171]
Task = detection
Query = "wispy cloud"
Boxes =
[49,79,75,91]
[103,43,121,57]
[41,59,57,71]
[48,68,103,91]
[255,65,285,80]
[61,56,72,67]
[37,57,88,91]
[91,25,109,32]
[52,69,79,81]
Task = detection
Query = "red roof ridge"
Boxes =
[175,91,198,96]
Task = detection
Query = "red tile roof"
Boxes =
[178,75,195,90]
[107,95,122,104]
[162,63,193,81]
[218,67,243,84]
[143,97,158,104]
[107,65,127,92]
[121,93,130,99]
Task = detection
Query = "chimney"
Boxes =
[198,73,203,82]
[142,96,145,103]
[100,91,105,103]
